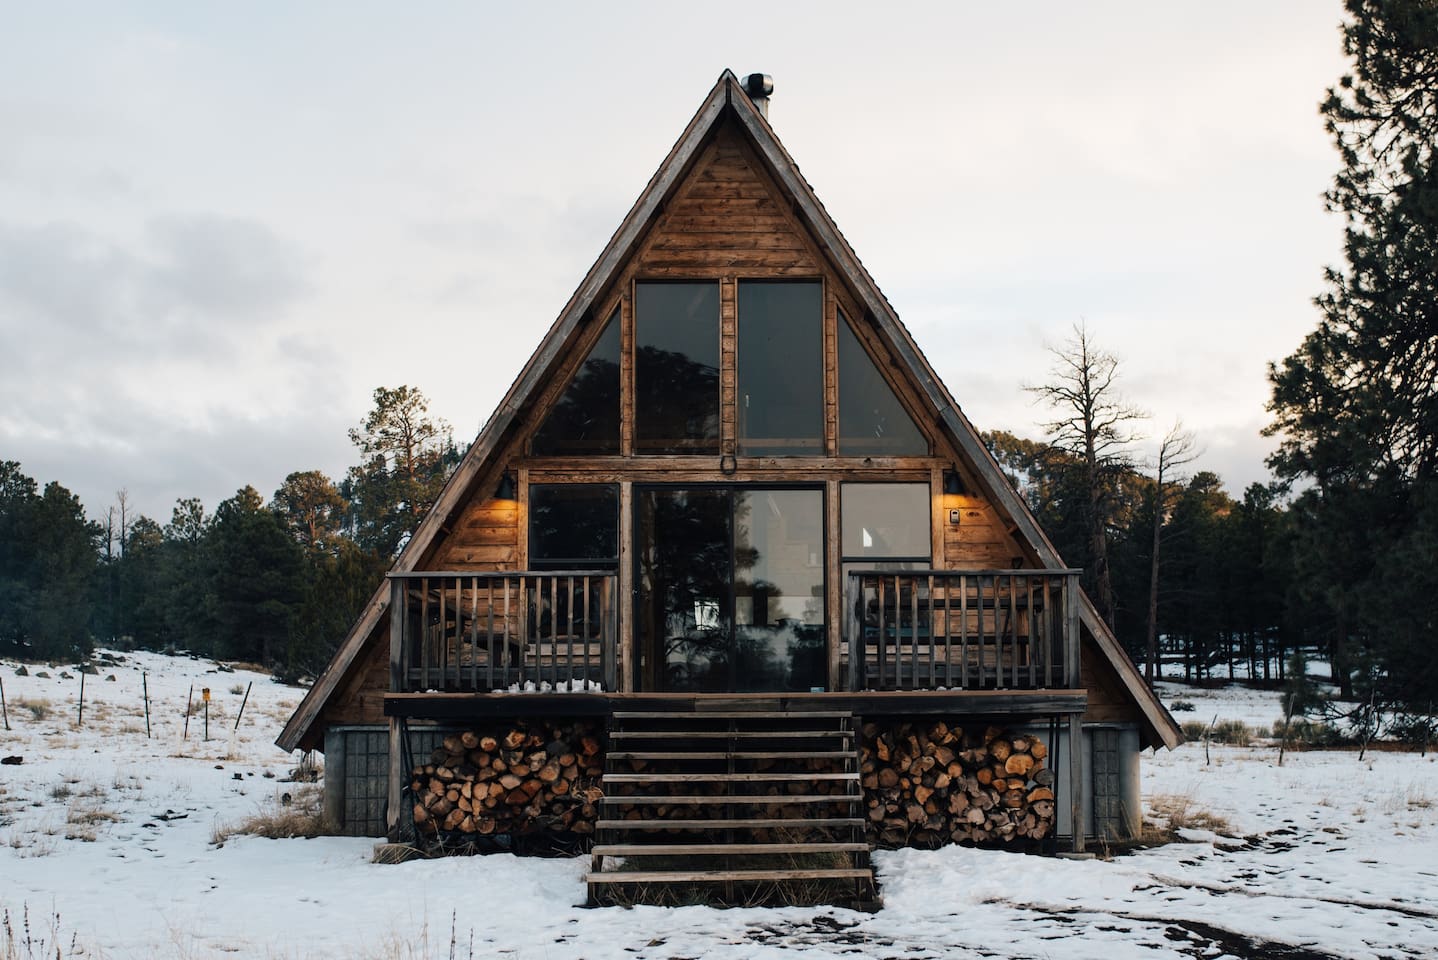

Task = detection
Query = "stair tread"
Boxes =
[608,750,854,760]
[596,817,866,830]
[591,842,869,856]
[609,730,850,740]
[586,868,873,883]
[601,795,857,806]
[601,772,857,783]
[610,711,852,720]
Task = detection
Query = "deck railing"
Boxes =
[844,570,1081,692]
[388,571,618,693]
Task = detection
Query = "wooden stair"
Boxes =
[585,709,878,908]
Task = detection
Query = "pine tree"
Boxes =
[1268,0,1438,710]
[344,385,459,557]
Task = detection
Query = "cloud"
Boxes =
[0,212,343,516]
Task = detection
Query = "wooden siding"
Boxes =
[430,497,521,570]
[1079,638,1140,725]
[317,629,390,729]
[941,495,1027,569]
[632,134,821,278]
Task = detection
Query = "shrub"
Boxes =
[1180,720,1209,741]
[1272,718,1354,748]
[1169,700,1196,712]
[1209,720,1253,746]
[211,785,330,844]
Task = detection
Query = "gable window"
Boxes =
[737,280,823,455]
[529,484,619,569]
[837,312,928,456]
[531,309,621,456]
[635,281,720,454]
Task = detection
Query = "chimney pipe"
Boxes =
[741,73,773,118]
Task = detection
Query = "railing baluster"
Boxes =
[502,577,513,688]
[449,577,459,688]
[1009,573,1020,688]
[1027,577,1037,689]
[565,575,575,690]
[908,575,919,691]
[877,575,888,691]
[548,575,558,690]
[926,574,935,689]
[958,575,968,689]
[942,575,952,689]
[419,577,430,691]
[485,579,496,690]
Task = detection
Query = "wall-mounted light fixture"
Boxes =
[493,471,517,501]
[942,468,966,496]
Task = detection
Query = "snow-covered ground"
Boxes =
[2,650,1435,960]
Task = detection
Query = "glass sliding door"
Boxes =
[734,489,825,691]
[634,486,825,693]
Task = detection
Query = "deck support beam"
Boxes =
[1069,712,1085,854]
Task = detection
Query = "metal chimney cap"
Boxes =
[741,73,773,98]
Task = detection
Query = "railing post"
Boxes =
[1069,712,1086,853]
[845,574,862,692]
[386,576,406,841]
[1064,573,1081,689]
[603,576,618,693]
[389,576,405,693]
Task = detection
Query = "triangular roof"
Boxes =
[278,70,1181,753]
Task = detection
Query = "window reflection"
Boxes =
[838,313,928,456]
[635,283,720,453]
[531,310,621,456]
[738,281,823,455]
[529,485,619,568]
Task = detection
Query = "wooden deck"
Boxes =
[383,688,1087,720]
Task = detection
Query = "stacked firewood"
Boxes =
[860,721,1056,847]
[411,720,604,837]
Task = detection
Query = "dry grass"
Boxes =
[12,699,50,722]
[1,903,84,959]
[1146,791,1234,839]
[211,785,330,844]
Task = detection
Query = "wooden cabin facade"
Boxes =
[278,71,1179,901]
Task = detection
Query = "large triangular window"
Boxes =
[531,309,621,456]
[838,312,927,456]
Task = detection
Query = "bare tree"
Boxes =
[1145,422,1199,684]
[1027,322,1145,629]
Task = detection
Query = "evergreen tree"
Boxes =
[344,385,459,557]
[272,470,349,555]
[0,462,99,658]
[208,486,306,665]
[1268,0,1438,709]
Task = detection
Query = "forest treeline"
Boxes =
[0,386,459,681]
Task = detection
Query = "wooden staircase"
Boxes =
[585,709,878,908]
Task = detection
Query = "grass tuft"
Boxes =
[1,903,85,958]
[1146,791,1234,839]
[13,699,50,721]
[211,785,330,844]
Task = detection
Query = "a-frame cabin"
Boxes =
[279,70,1180,902]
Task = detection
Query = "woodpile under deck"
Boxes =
[586,709,878,908]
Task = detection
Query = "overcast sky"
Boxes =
[1,2,1350,522]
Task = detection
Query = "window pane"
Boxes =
[734,489,826,691]
[635,282,720,454]
[738,281,823,455]
[531,309,620,455]
[529,484,618,566]
[838,313,927,456]
[841,482,930,558]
